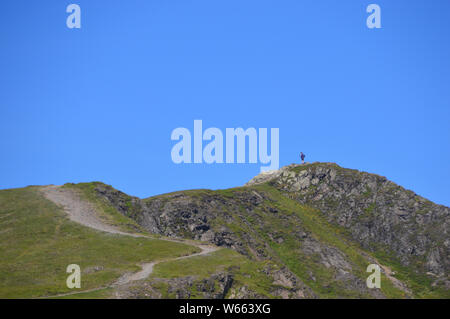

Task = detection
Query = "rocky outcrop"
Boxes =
[115,272,234,299]
[269,163,449,282]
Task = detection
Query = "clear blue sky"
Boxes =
[1,1,449,206]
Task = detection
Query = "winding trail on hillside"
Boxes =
[40,185,219,298]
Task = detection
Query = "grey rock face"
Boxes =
[118,272,234,299]
[271,163,449,281]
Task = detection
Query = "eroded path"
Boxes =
[40,185,219,298]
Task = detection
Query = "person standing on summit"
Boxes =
[300,152,305,164]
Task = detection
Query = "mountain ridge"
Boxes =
[0,162,448,298]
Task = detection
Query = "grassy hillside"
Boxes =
[1,166,447,299]
[0,187,199,298]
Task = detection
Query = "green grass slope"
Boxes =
[0,187,199,298]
